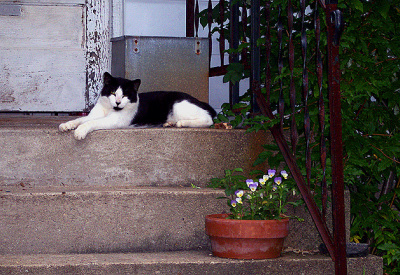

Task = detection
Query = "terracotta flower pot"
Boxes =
[205,213,289,259]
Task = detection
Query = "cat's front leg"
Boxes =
[73,113,124,140]
[59,98,110,133]
[59,118,84,132]
[74,123,92,140]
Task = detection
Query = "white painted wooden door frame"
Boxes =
[85,0,112,110]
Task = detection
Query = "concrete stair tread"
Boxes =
[0,115,68,128]
[0,250,382,275]
[1,116,268,188]
[0,185,219,195]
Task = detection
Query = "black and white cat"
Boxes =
[59,72,216,140]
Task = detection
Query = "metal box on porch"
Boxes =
[111,36,209,103]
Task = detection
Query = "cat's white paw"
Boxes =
[74,125,89,140]
[176,121,184,128]
[59,121,77,132]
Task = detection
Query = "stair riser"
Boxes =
[0,188,350,255]
[0,189,227,254]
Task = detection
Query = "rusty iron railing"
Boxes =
[187,0,347,274]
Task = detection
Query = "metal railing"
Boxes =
[187,0,347,274]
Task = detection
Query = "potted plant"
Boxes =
[205,168,299,259]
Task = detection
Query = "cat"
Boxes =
[59,72,216,140]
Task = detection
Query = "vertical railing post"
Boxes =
[219,0,225,67]
[229,0,240,106]
[250,0,260,113]
[207,0,213,63]
[315,0,328,222]
[288,0,298,154]
[326,0,347,274]
[186,0,195,37]
[300,0,312,186]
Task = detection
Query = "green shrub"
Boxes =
[203,0,400,273]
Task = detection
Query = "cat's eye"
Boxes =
[111,91,116,95]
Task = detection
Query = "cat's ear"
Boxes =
[131,79,141,91]
[103,72,113,85]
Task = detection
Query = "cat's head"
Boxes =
[101,72,141,111]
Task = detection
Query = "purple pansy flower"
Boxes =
[274,177,282,185]
[281,170,288,179]
[259,174,269,185]
[246,179,254,187]
[249,183,258,192]
[235,190,244,197]
[231,200,237,207]
[268,169,276,177]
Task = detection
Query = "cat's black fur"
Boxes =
[133,91,216,126]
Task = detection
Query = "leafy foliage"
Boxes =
[209,168,300,220]
[202,0,400,273]
[339,1,400,273]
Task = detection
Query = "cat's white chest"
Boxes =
[95,96,114,117]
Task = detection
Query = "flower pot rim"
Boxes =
[205,213,289,239]
[205,213,290,223]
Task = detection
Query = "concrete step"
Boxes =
[0,186,347,255]
[0,186,226,255]
[0,116,269,188]
[0,250,383,275]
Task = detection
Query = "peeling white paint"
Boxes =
[85,0,111,110]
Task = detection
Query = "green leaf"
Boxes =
[223,62,245,84]
[217,113,229,123]
[378,242,399,252]
[377,0,391,19]
[233,168,244,173]
[350,0,364,12]
[191,183,201,189]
